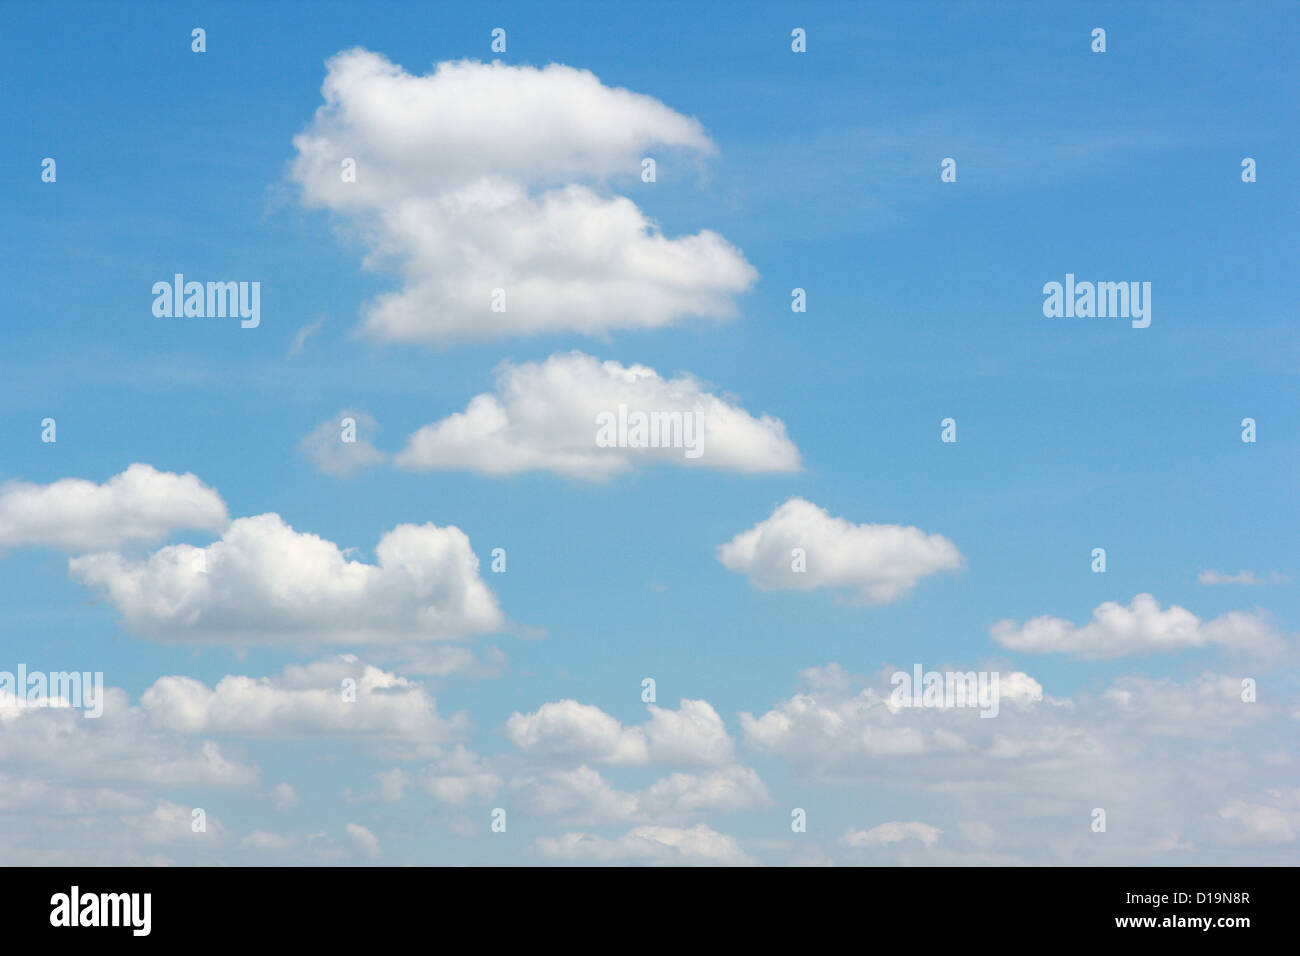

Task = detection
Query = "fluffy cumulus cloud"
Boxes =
[990,593,1287,660]
[391,352,801,478]
[291,50,756,343]
[364,692,768,848]
[505,698,734,767]
[533,824,752,866]
[69,513,503,647]
[141,655,466,756]
[716,497,963,604]
[0,464,228,552]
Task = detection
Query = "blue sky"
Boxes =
[1,1,1297,865]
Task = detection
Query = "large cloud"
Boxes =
[69,513,503,646]
[0,464,228,552]
[716,497,963,604]
[392,352,801,478]
[291,51,756,343]
[990,593,1287,659]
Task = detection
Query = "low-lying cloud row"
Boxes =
[3,466,1288,664]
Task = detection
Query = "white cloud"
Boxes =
[717,497,963,603]
[241,830,297,852]
[739,662,1299,863]
[299,410,385,475]
[739,665,1270,778]
[1219,789,1300,843]
[269,782,300,810]
[291,51,756,344]
[990,594,1287,659]
[505,698,734,767]
[1100,673,1266,735]
[418,745,503,806]
[238,828,354,863]
[843,821,941,848]
[0,682,255,864]
[533,824,751,865]
[393,352,801,478]
[1198,569,1286,586]
[141,655,466,756]
[0,464,228,552]
[288,315,325,356]
[345,823,381,859]
[511,766,642,826]
[509,763,770,827]
[69,513,504,647]
[505,700,647,765]
[638,765,772,817]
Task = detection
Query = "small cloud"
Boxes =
[717,497,962,604]
[345,823,381,859]
[842,821,941,849]
[300,410,386,476]
[1198,569,1287,586]
[269,782,300,810]
[287,315,326,356]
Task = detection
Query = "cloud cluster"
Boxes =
[738,662,1296,863]
[0,682,251,865]
[375,695,768,856]
[291,51,756,343]
[508,763,770,827]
